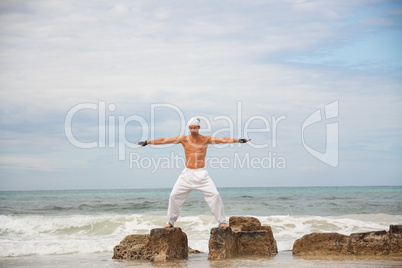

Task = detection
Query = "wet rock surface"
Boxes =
[293,225,402,256]
[113,227,188,262]
[208,216,278,260]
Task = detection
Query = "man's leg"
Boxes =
[166,172,192,227]
[197,173,227,227]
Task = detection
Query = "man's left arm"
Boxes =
[209,137,251,144]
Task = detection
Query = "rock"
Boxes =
[292,225,402,257]
[236,230,273,255]
[261,225,278,255]
[113,227,188,262]
[389,225,402,255]
[148,228,188,261]
[349,230,389,255]
[113,234,151,260]
[188,247,203,254]
[208,227,238,260]
[229,216,261,232]
[292,233,350,256]
[208,216,278,260]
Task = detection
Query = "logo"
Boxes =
[301,101,339,167]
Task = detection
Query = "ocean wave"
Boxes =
[0,213,401,257]
[2,187,401,217]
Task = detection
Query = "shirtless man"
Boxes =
[136,117,250,229]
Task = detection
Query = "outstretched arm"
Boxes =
[135,136,183,146]
[209,137,251,144]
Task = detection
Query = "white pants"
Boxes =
[167,168,226,226]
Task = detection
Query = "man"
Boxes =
[136,117,250,229]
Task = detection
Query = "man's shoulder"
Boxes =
[179,135,189,143]
[202,135,212,143]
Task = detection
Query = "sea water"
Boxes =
[0,187,401,263]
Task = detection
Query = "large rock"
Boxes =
[236,230,273,255]
[292,233,350,256]
[229,216,261,232]
[261,225,279,256]
[389,225,402,255]
[349,230,389,255]
[293,225,402,256]
[208,216,278,260]
[113,234,151,260]
[208,227,238,260]
[113,227,188,262]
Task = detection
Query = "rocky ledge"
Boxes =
[208,216,278,260]
[113,227,188,262]
[293,225,402,256]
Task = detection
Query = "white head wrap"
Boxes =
[188,117,200,126]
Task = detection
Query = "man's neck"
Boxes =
[190,133,200,138]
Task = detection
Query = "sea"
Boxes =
[1,186,401,267]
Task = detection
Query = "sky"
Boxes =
[0,0,401,191]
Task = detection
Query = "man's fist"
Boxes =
[136,140,148,146]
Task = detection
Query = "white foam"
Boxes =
[174,215,217,253]
[0,214,400,257]
[259,214,402,250]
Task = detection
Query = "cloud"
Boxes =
[0,156,62,172]
[110,4,130,16]
[154,8,169,20]
[362,17,394,26]
[0,0,401,190]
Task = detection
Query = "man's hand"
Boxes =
[135,140,148,146]
[238,139,251,143]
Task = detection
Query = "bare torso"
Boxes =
[181,134,210,169]
[139,128,244,171]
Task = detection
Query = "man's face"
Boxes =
[189,125,200,134]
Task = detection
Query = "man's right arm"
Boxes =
[209,137,251,144]
[135,136,183,146]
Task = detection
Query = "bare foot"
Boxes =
[164,223,173,228]
[219,222,228,229]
